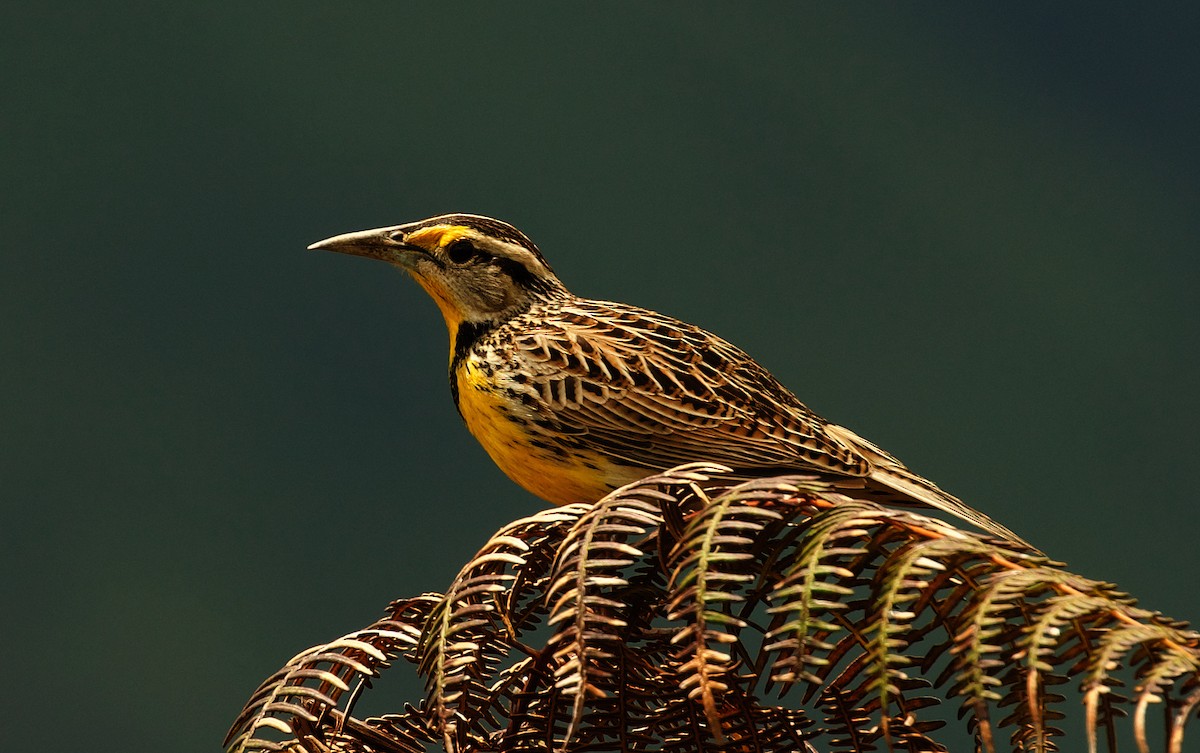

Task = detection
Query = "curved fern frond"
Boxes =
[1012,587,1113,751]
[951,567,1054,749]
[765,500,881,690]
[544,479,666,748]
[416,505,589,750]
[665,478,790,739]
[866,536,995,746]
[1131,643,1200,753]
[224,595,437,752]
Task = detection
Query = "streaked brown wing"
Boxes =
[509,300,870,477]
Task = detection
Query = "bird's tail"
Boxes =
[825,424,1040,554]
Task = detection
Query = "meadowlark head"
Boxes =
[309,214,568,331]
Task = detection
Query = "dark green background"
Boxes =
[3,4,1197,751]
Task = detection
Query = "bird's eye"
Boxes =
[446,239,483,265]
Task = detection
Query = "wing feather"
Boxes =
[509,300,868,476]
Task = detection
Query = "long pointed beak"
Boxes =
[307,225,420,267]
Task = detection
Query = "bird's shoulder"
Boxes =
[497,297,757,395]
[489,296,835,429]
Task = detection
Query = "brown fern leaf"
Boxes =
[1067,617,1130,753]
[416,505,589,750]
[683,690,819,753]
[1131,642,1200,753]
[544,477,666,747]
[950,567,1055,750]
[483,638,671,751]
[665,478,794,740]
[820,685,879,752]
[1169,683,1200,753]
[286,706,437,753]
[860,536,1000,748]
[224,595,438,752]
[1006,584,1117,752]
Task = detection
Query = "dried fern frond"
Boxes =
[416,505,590,750]
[543,479,668,746]
[664,479,790,738]
[224,595,438,752]
[228,465,1200,753]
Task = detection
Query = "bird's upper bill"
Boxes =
[307,223,430,268]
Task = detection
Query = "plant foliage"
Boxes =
[226,464,1200,752]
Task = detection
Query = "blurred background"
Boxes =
[2,4,1197,751]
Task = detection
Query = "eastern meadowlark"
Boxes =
[310,214,1034,551]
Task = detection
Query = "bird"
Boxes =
[309,213,1035,551]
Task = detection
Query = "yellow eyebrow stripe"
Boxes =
[405,225,471,250]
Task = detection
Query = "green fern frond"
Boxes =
[764,498,874,692]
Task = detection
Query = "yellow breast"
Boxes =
[455,360,635,505]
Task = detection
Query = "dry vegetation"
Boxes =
[226,464,1200,752]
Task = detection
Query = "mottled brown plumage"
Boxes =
[311,213,1036,551]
